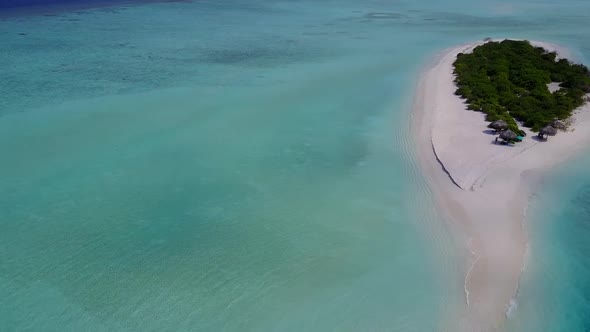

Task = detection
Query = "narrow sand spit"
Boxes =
[411,40,590,331]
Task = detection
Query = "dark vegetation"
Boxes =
[453,40,590,134]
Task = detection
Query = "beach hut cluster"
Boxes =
[489,120,522,144]
[490,119,567,144]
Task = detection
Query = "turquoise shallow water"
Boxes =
[1,0,590,331]
[505,152,590,332]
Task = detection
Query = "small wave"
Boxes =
[520,193,537,275]
[464,238,480,307]
[505,298,518,318]
[505,203,532,319]
[521,244,530,275]
[521,204,531,273]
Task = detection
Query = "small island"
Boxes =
[453,40,590,135]
[413,39,590,330]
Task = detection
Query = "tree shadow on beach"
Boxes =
[532,135,549,142]
[490,140,516,147]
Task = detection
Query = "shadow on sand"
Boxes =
[482,129,498,135]
[491,140,516,147]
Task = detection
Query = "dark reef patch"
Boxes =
[364,12,406,20]
[200,46,300,66]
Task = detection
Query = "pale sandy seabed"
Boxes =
[411,40,590,331]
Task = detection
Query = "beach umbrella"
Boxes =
[488,120,508,131]
[499,129,517,141]
[550,120,566,130]
[541,126,557,136]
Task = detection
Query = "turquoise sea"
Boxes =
[505,151,590,332]
[1,0,589,331]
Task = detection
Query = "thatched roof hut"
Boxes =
[550,120,566,130]
[500,129,517,141]
[541,126,558,136]
[488,120,508,131]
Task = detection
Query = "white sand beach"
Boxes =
[412,40,590,331]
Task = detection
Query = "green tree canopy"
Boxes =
[453,40,590,133]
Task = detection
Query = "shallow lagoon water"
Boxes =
[1,0,590,330]
[505,152,590,332]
